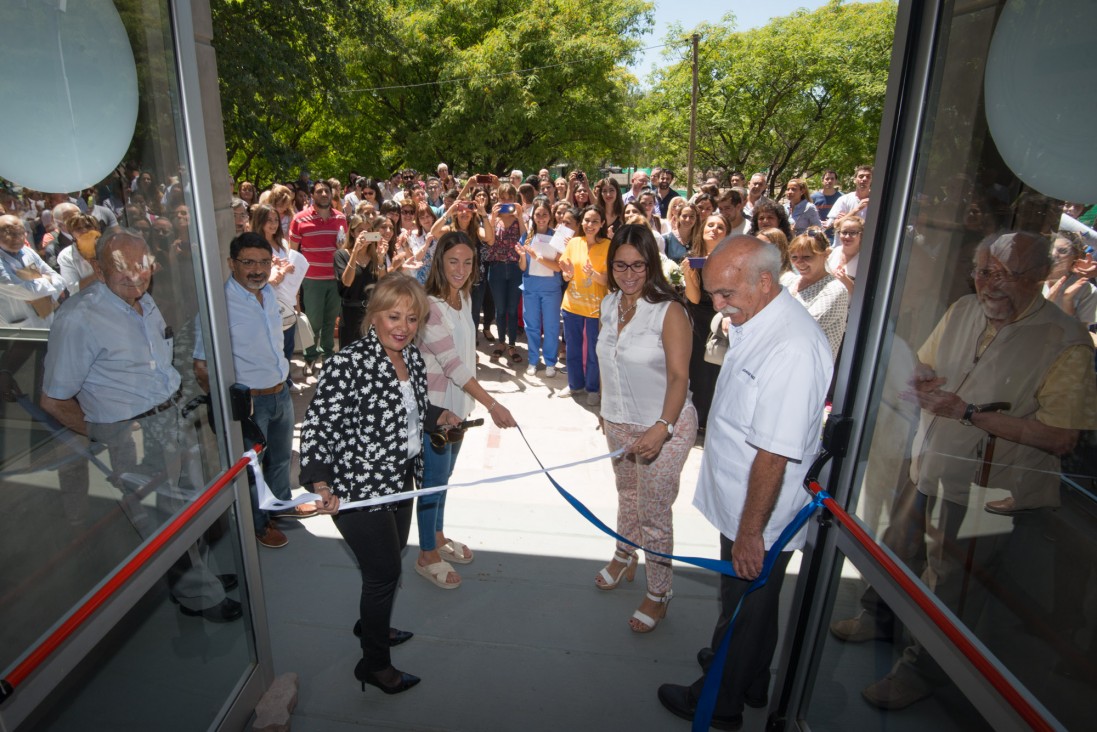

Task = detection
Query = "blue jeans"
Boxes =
[563,310,600,392]
[522,282,563,365]
[487,262,522,346]
[248,386,293,532]
[416,438,463,550]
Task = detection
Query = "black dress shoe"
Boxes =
[179,598,243,623]
[695,649,768,708]
[218,574,238,591]
[352,620,414,647]
[354,660,420,694]
[657,683,742,730]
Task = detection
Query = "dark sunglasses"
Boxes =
[428,418,484,449]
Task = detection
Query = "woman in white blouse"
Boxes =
[594,224,697,633]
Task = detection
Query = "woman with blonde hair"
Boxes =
[782,232,849,359]
[299,274,460,694]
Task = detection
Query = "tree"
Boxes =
[213,0,653,185]
[211,0,382,187]
[636,1,896,194]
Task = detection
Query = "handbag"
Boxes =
[294,311,315,353]
[704,312,728,365]
[278,299,297,330]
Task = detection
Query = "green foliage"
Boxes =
[636,1,896,193]
[211,0,381,187]
[213,0,653,185]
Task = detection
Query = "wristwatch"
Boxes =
[959,401,1010,426]
[655,418,674,435]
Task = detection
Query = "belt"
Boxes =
[250,383,285,397]
[132,389,182,421]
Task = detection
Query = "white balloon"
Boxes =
[0,0,138,193]
[984,0,1097,203]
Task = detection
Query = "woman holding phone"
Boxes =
[682,213,730,430]
[334,215,384,346]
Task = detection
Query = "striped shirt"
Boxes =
[288,205,346,280]
[418,294,476,419]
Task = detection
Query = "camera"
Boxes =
[475,174,493,184]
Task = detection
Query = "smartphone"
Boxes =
[459,201,476,212]
[498,203,516,215]
[361,232,382,242]
[688,256,707,269]
[475,174,493,184]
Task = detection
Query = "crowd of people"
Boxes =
[6,158,1097,727]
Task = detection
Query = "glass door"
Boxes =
[784,1,1097,729]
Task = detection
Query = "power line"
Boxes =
[339,42,676,94]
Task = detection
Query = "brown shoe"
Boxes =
[862,670,933,710]
[829,610,890,642]
[275,503,319,519]
[256,524,288,548]
[984,496,1030,515]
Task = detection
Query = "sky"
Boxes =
[628,0,831,84]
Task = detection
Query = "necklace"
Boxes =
[617,297,639,324]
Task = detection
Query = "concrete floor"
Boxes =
[263,335,787,731]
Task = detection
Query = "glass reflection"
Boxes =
[835,0,1097,727]
[22,511,252,732]
[0,0,222,674]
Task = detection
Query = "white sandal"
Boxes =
[414,560,461,589]
[630,591,673,633]
[438,539,474,565]
[595,550,638,591]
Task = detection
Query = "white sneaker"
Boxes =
[526,363,537,376]
[557,387,585,399]
[544,366,556,378]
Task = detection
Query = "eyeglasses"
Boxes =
[612,261,647,273]
[970,267,1019,284]
[234,258,273,268]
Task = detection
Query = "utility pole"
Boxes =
[686,33,700,198]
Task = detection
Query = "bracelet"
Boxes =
[487,400,499,413]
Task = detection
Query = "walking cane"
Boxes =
[958,402,1010,617]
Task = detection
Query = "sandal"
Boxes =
[595,550,638,591]
[630,590,673,633]
[491,347,504,357]
[438,539,474,565]
[414,560,461,589]
[508,347,524,363]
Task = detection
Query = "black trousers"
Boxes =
[690,535,792,716]
[333,497,413,673]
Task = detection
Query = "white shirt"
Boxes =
[271,241,309,311]
[692,288,832,550]
[826,191,868,227]
[596,293,690,425]
[57,245,95,293]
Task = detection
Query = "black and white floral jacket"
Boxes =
[298,326,431,509]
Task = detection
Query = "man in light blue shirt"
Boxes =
[42,229,236,622]
[194,232,314,550]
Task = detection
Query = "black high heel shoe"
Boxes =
[354,660,420,694]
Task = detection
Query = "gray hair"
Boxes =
[52,202,80,227]
[95,226,148,263]
[976,231,1051,281]
[230,197,248,211]
[713,234,782,283]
